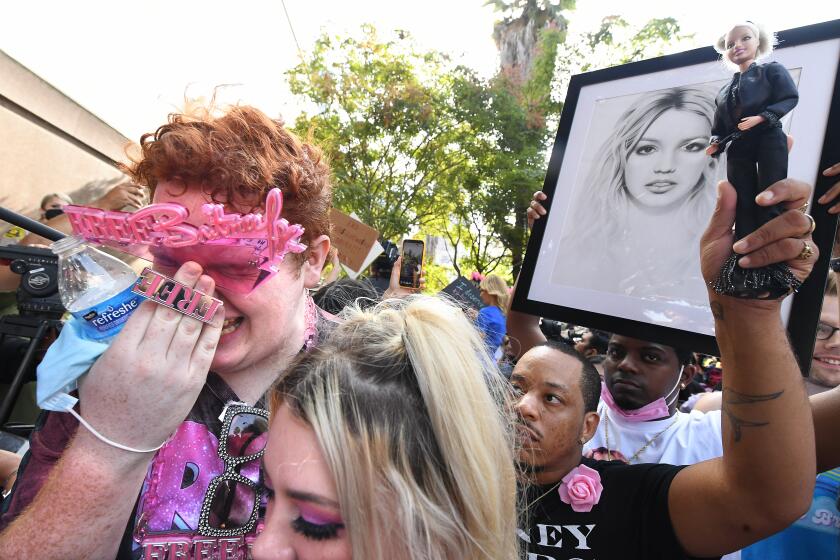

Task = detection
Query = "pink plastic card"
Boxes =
[132,268,223,323]
[64,188,306,293]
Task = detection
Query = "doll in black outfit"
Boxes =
[706,21,800,299]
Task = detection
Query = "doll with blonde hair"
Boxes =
[706,21,801,299]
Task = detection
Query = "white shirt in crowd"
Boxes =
[585,402,723,465]
[585,402,742,560]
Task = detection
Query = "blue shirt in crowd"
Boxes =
[476,305,506,356]
[741,468,840,559]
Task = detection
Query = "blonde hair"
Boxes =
[271,296,520,560]
[714,21,776,65]
[557,86,719,291]
[479,274,510,313]
[39,192,73,210]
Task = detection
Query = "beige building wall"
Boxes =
[0,49,133,222]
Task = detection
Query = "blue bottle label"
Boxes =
[72,286,143,340]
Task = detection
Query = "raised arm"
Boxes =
[0,263,222,558]
[669,179,817,557]
[506,191,549,358]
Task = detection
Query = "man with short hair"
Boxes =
[512,178,818,558]
[573,328,609,360]
[586,335,722,464]
[510,296,723,466]
[807,274,840,394]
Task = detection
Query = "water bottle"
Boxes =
[51,236,143,340]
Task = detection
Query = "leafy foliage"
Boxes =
[554,16,694,97]
[287,12,687,280]
[288,26,477,241]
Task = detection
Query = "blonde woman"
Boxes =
[554,86,721,303]
[253,296,520,560]
[477,274,510,358]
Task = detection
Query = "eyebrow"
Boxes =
[510,374,568,392]
[543,381,569,392]
[259,456,342,508]
[639,136,707,144]
[286,489,341,509]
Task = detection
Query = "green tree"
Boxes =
[554,16,694,95]
[287,26,477,241]
[482,1,571,276]
[480,4,689,277]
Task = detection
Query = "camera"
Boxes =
[0,245,65,319]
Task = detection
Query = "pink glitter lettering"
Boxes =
[64,189,306,278]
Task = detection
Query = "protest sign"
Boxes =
[329,209,380,272]
[440,276,484,311]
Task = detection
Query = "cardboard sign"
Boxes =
[132,268,222,323]
[440,276,485,311]
[329,209,380,272]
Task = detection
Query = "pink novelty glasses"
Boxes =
[63,188,306,294]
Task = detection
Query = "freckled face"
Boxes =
[511,348,587,482]
[252,403,351,560]
[624,108,712,210]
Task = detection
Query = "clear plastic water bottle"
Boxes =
[51,236,143,340]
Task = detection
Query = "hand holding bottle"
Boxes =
[78,261,223,453]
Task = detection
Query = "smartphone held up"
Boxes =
[399,239,424,289]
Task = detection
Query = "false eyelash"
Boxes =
[291,516,343,541]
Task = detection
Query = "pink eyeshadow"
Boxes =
[299,505,343,526]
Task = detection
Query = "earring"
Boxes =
[578,437,586,445]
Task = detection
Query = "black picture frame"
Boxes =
[513,19,840,373]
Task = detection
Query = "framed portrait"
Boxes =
[513,19,840,369]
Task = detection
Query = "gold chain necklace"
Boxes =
[603,410,680,464]
[525,480,563,511]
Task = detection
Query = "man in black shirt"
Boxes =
[513,177,818,559]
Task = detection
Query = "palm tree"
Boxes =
[484,0,572,276]
[486,0,571,84]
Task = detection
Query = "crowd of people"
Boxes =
[0,22,838,560]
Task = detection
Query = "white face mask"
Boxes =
[36,318,109,411]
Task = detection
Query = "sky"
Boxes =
[1,0,837,140]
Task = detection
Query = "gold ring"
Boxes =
[798,202,809,213]
[803,213,816,235]
[797,241,814,261]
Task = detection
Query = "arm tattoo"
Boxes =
[711,301,724,320]
[722,388,784,442]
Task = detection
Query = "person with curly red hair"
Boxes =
[0,105,336,559]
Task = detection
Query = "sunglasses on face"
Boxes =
[198,404,270,537]
[150,244,278,295]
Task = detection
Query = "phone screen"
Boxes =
[399,240,424,288]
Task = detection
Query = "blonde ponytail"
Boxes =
[272,295,520,560]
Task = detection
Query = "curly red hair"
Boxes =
[122,105,332,262]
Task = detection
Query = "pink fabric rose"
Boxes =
[558,464,603,513]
